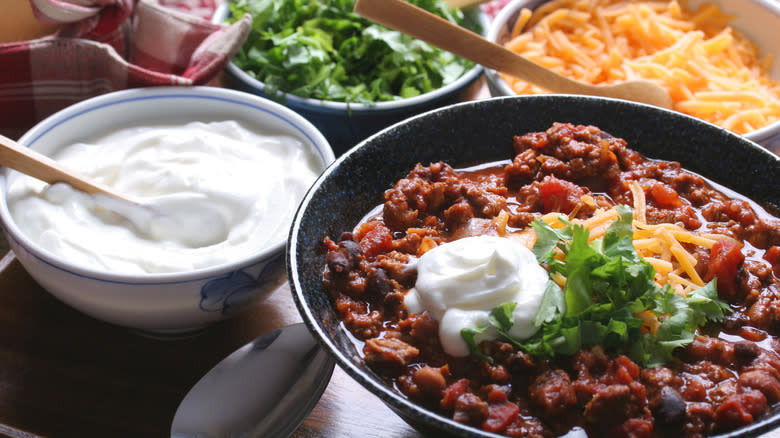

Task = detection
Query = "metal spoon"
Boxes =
[171,323,335,438]
[354,0,673,109]
[0,133,229,248]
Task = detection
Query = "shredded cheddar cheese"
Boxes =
[530,189,723,297]
[500,0,780,135]
[629,181,647,224]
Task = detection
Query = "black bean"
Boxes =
[734,341,760,363]
[653,387,686,425]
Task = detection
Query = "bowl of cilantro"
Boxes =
[214,0,488,155]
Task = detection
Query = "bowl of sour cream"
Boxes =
[0,86,334,335]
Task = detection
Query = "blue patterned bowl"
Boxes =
[0,86,334,336]
[288,95,780,437]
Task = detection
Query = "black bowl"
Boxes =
[287,95,780,438]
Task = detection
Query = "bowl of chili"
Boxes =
[288,94,780,438]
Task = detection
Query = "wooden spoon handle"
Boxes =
[353,0,591,95]
[0,133,127,200]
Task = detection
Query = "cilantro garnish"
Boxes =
[463,205,731,367]
[226,0,480,103]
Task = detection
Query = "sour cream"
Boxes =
[7,120,322,274]
[404,235,549,357]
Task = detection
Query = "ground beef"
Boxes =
[583,384,649,433]
[507,123,626,193]
[453,392,489,425]
[364,337,420,371]
[528,370,577,417]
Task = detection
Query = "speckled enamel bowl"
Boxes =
[288,95,780,437]
[0,86,334,336]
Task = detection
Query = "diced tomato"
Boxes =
[613,355,640,384]
[354,221,393,259]
[354,220,379,241]
[322,236,339,252]
[706,238,745,298]
[649,182,682,208]
[621,418,653,438]
[482,387,520,433]
[715,391,767,431]
[539,175,585,214]
[764,246,780,277]
[680,375,706,401]
[441,378,470,410]
[739,325,768,342]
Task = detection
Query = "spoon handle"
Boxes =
[354,0,672,109]
[0,133,130,201]
[354,0,592,95]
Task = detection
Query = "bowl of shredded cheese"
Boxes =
[485,0,780,151]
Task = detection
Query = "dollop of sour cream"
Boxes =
[404,235,549,357]
[7,120,322,274]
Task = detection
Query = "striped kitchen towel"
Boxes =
[0,0,251,139]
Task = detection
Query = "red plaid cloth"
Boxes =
[0,0,251,139]
[482,0,512,19]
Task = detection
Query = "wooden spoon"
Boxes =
[0,133,135,202]
[354,0,673,109]
[0,133,229,248]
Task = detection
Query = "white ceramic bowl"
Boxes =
[0,86,335,336]
[213,2,490,155]
[485,0,780,151]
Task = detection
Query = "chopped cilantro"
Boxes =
[226,0,480,103]
[461,325,493,364]
[464,205,731,367]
